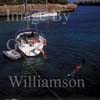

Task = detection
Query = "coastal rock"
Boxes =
[0,3,77,15]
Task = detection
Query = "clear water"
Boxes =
[0,6,100,98]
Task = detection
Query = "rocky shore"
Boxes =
[0,3,77,16]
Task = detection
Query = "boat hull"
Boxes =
[25,12,58,20]
[18,43,43,57]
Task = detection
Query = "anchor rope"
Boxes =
[26,60,63,100]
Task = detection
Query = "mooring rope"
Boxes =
[26,60,63,100]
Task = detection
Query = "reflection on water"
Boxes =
[21,57,47,75]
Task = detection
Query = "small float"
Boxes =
[3,50,21,60]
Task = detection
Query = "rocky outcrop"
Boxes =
[0,3,77,14]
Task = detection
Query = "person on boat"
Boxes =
[28,37,37,46]
[27,32,34,38]
[31,37,37,44]
[27,32,36,46]
[28,32,47,58]
[17,39,26,46]
[36,40,47,59]
[30,32,35,37]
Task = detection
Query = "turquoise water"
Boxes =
[0,6,100,98]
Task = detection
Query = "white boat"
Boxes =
[25,0,57,20]
[25,12,58,20]
[16,30,46,57]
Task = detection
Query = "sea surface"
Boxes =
[0,6,100,99]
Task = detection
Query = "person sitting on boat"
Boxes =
[17,39,26,46]
[27,32,34,38]
[29,37,37,46]
[26,32,36,46]
[30,32,35,38]
[31,37,37,44]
